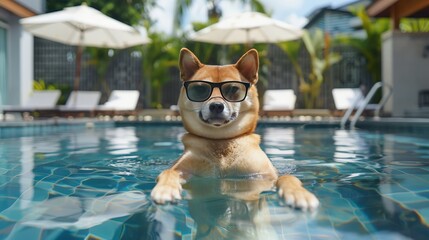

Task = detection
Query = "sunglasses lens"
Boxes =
[221,82,248,101]
[186,82,211,101]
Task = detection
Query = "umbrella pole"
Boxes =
[73,45,83,92]
[245,29,252,49]
[72,44,83,106]
[73,30,84,106]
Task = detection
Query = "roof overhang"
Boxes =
[0,0,36,18]
[367,0,429,18]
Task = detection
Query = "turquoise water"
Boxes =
[1,124,429,239]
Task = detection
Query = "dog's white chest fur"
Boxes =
[180,133,277,179]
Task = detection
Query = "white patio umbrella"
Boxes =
[20,3,151,92]
[191,12,303,45]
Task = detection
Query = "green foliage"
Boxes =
[238,0,267,13]
[33,80,71,104]
[140,31,183,108]
[173,0,268,35]
[33,79,56,90]
[86,47,112,97]
[46,0,157,105]
[278,29,341,109]
[336,6,389,84]
[401,18,429,32]
[45,0,272,108]
[46,0,156,26]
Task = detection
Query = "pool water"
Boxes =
[1,124,429,239]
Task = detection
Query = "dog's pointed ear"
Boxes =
[179,48,203,81]
[235,49,259,84]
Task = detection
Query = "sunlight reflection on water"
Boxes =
[0,125,429,239]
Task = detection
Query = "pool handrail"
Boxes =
[341,82,392,129]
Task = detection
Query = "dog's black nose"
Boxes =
[209,102,224,114]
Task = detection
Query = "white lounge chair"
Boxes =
[262,89,296,116]
[332,88,364,111]
[2,90,61,119]
[3,90,61,111]
[59,91,101,117]
[96,90,140,114]
[332,87,383,118]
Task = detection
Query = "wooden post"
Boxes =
[390,5,400,30]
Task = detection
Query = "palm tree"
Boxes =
[172,0,267,36]
[278,29,341,109]
[140,31,183,108]
[336,7,389,84]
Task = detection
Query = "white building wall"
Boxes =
[382,31,429,117]
[8,16,33,106]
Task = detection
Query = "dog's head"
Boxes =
[178,48,260,139]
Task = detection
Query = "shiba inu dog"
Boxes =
[151,48,319,211]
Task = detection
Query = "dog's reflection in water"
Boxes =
[185,177,279,240]
[146,177,309,240]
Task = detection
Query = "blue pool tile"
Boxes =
[0,168,8,175]
[0,182,24,198]
[2,125,429,239]
[0,218,15,239]
[5,226,43,240]
[73,186,110,198]
[117,181,139,191]
[326,209,357,224]
[43,229,89,240]
[383,192,429,203]
[32,187,50,202]
[82,177,118,189]
[281,233,312,240]
[333,218,371,235]
[134,182,156,191]
[416,190,429,199]
[377,183,410,195]
[0,196,17,213]
[89,220,123,240]
[34,181,54,192]
[306,219,339,239]
[398,167,429,175]
[38,229,65,240]
[40,174,64,183]
[397,178,429,192]
[52,184,75,195]
[416,207,429,224]
[56,177,82,187]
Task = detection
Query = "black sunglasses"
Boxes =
[183,80,251,102]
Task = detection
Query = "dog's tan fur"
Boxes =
[151,48,319,210]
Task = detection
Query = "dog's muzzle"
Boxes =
[199,100,237,127]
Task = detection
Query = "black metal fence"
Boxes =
[34,38,371,109]
[266,44,372,109]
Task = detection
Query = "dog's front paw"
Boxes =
[278,186,319,211]
[276,175,319,211]
[151,183,182,204]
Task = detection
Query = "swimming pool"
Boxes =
[1,122,429,239]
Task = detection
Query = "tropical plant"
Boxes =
[173,0,268,36]
[278,29,341,109]
[336,6,389,84]
[46,0,156,26]
[86,48,112,96]
[401,18,429,32]
[33,80,71,104]
[140,31,183,108]
[33,79,56,90]
[46,0,158,105]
